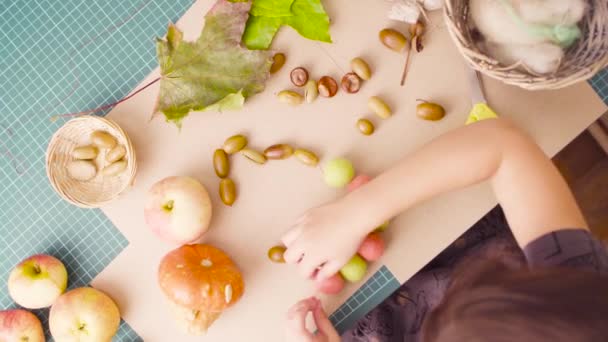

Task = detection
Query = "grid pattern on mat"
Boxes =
[589,68,608,105]
[330,266,401,334]
[0,0,194,340]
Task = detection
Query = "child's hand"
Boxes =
[281,198,373,280]
[285,297,340,342]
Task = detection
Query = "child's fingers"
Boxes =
[298,256,324,279]
[282,224,304,247]
[292,212,309,227]
[283,245,305,264]
[316,259,343,281]
[287,298,313,318]
[286,298,316,338]
[312,301,336,336]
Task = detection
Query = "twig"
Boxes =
[50,77,161,122]
[401,21,425,86]
[400,44,412,86]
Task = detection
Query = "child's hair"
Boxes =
[421,258,608,342]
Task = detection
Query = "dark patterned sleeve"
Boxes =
[523,229,608,273]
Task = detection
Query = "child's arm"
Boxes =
[282,118,587,280]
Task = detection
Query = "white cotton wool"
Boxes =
[485,42,564,75]
[470,0,547,45]
[388,0,444,25]
[514,0,586,26]
[470,0,585,75]
[388,0,421,24]
[419,0,443,11]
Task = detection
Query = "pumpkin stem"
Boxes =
[191,310,200,319]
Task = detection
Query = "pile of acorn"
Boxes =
[272,51,446,140]
[213,134,320,206]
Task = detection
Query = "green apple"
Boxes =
[340,255,368,282]
[50,287,120,342]
[323,158,355,188]
[374,220,390,232]
[8,254,68,309]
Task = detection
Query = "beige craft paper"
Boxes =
[91,1,607,341]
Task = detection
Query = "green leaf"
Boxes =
[242,16,283,50]
[243,0,331,50]
[203,90,245,112]
[155,0,273,126]
[250,0,294,17]
[283,0,331,43]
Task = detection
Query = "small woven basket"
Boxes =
[444,0,608,90]
[46,116,137,208]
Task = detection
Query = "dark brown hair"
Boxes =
[421,259,608,342]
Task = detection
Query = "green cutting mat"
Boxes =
[0,0,194,340]
[589,68,608,104]
[1,0,607,340]
[330,266,400,333]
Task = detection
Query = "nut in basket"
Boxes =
[46,116,137,208]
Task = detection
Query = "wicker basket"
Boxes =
[444,0,608,90]
[46,116,137,208]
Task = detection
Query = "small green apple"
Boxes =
[323,158,355,188]
[374,220,390,232]
[340,255,368,282]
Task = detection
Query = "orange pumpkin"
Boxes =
[158,244,244,333]
[167,300,222,335]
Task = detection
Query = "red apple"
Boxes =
[8,254,68,309]
[347,174,371,192]
[0,309,44,342]
[315,274,346,294]
[358,233,385,262]
[145,176,213,245]
[49,287,120,342]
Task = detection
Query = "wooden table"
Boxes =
[91,1,608,340]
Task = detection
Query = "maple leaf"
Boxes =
[154,0,273,126]
[250,0,294,17]
[242,0,331,50]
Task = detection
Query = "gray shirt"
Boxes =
[342,208,608,342]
